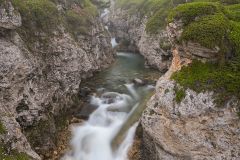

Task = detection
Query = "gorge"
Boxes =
[0,0,240,160]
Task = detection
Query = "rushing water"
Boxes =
[62,52,160,160]
[111,38,118,48]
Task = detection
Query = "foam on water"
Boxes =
[111,38,118,48]
[62,84,142,160]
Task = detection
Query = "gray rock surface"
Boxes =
[0,1,21,29]
[108,7,172,71]
[0,1,114,159]
[141,56,240,160]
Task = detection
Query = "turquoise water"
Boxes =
[64,52,161,160]
[82,52,161,93]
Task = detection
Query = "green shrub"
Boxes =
[181,14,229,49]
[81,0,98,17]
[12,0,61,32]
[229,21,240,55]
[168,2,223,25]
[225,4,240,21]
[146,7,170,33]
[65,9,91,36]
[172,60,240,103]
[220,0,240,4]
[145,0,189,33]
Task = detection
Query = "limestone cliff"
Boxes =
[108,4,172,71]
[108,1,240,160]
[0,0,114,159]
[141,50,240,160]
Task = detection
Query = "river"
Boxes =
[61,50,160,160]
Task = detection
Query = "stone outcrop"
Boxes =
[0,1,114,159]
[140,50,240,160]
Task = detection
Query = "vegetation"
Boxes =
[168,1,240,105]
[181,13,229,49]
[115,1,240,104]
[0,122,6,134]
[174,87,186,103]
[11,0,98,40]
[168,2,223,25]
[65,9,90,36]
[12,0,61,32]
[225,4,240,22]
[172,60,240,104]
[0,144,29,160]
[0,122,29,159]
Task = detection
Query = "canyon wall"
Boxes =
[0,1,114,159]
[108,5,172,71]
[109,1,240,159]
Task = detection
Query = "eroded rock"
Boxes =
[0,1,21,29]
[141,52,240,160]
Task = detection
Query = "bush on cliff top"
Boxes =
[181,14,229,49]
[171,60,240,104]
[169,1,240,64]
[225,4,240,21]
[168,2,223,25]
[170,1,240,105]
[145,0,189,33]
[12,0,98,40]
[65,9,91,36]
[12,0,61,32]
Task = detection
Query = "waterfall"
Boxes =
[62,84,141,160]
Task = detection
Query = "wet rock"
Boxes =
[78,87,92,98]
[75,104,97,120]
[70,117,85,124]
[133,78,145,86]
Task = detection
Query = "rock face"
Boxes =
[141,51,240,160]
[167,21,220,62]
[108,4,221,71]
[0,1,114,159]
[108,2,240,159]
[108,7,172,71]
[0,1,21,29]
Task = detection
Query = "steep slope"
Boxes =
[0,0,114,159]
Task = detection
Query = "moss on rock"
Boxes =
[181,13,229,49]
[172,60,240,105]
[12,0,61,32]
[174,87,186,103]
[168,2,223,25]
[0,122,6,134]
[0,144,30,160]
